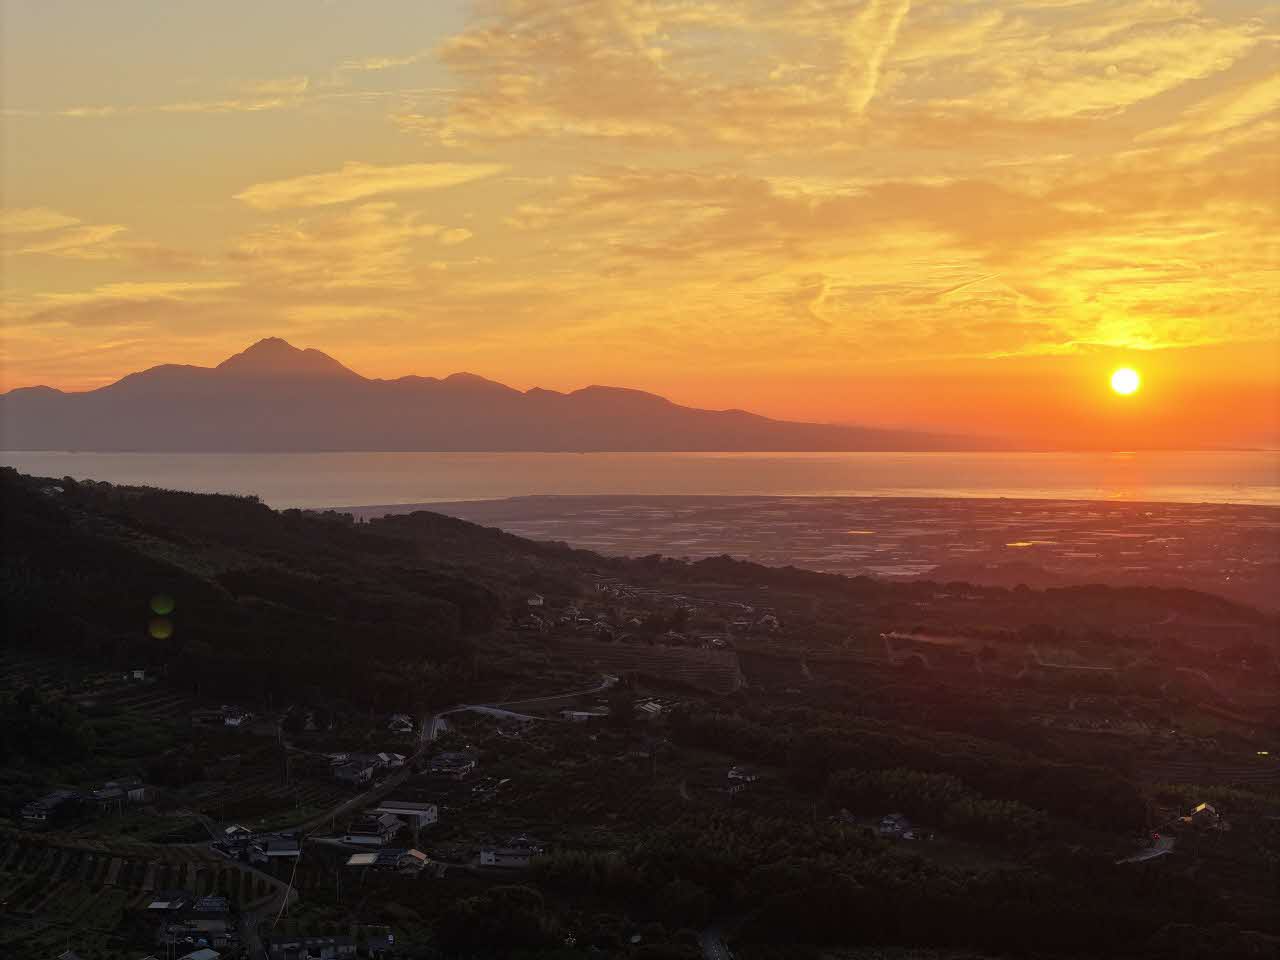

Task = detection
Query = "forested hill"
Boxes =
[3,468,1274,716]
[0,468,605,708]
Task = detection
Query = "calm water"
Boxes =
[3,451,1277,508]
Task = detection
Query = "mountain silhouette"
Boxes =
[0,338,970,452]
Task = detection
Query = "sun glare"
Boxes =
[1110,367,1141,396]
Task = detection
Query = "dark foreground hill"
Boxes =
[0,337,971,451]
[3,466,1274,713]
[3,468,1280,958]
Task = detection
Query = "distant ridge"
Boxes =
[0,337,972,452]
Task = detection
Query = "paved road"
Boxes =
[1117,834,1175,863]
[700,921,734,960]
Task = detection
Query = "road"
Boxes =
[423,673,618,742]
[700,919,735,960]
[240,863,299,959]
[486,673,619,710]
[1117,834,1176,863]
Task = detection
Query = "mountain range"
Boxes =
[0,337,970,452]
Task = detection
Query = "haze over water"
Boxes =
[4,450,1277,509]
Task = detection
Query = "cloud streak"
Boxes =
[234,161,506,210]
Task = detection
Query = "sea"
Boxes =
[2,450,1277,509]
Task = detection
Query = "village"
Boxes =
[3,564,1276,959]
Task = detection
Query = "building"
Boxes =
[1181,801,1224,829]
[343,813,403,846]
[147,890,193,914]
[92,778,154,812]
[267,935,356,959]
[333,759,375,786]
[250,833,301,863]
[479,835,545,868]
[427,751,477,779]
[878,813,914,839]
[560,709,608,722]
[21,790,83,829]
[527,593,545,608]
[637,700,664,720]
[372,799,438,830]
[152,893,238,953]
[386,713,414,735]
[344,848,429,875]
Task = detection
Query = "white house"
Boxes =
[373,800,438,830]
[386,714,414,735]
[343,813,403,846]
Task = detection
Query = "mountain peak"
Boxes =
[215,338,359,378]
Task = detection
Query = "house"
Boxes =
[21,790,83,829]
[1182,801,1223,829]
[527,594,545,608]
[333,760,375,786]
[344,848,430,875]
[222,708,253,728]
[124,668,148,681]
[158,895,237,952]
[427,751,477,779]
[343,813,403,846]
[560,709,608,722]
[386,713,414,735]
[146,889,194,914]
[374,752,406,769]
[92,778,154,812]
[637,700,664,720]
[878,814,914,839]
[479,835,544,868]
[373,799,438,830]
[190,709,225,727]
[267,935,356,959]
[250,833,301,863]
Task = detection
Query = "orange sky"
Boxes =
[2,1,1278,448]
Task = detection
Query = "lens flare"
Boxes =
[151,593,175,615]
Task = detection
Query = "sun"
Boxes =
[1110,367,1141,396]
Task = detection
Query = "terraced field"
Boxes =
[1143,758,1280,788]
[0,831,280,958]
[178,770,355,827]
[552,638,743,694]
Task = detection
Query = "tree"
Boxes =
[608,688,636,729]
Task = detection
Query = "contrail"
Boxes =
[845,0,912,115]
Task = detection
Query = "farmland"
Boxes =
[0,830,280,958]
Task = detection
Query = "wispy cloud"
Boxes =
[339,51,427,72]
[1,208,127,259]
[234,161,505,210]
[843,0,912,115]
[0,208,82,234]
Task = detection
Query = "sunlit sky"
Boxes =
[3,0,1278,448]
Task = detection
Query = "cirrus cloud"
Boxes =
[233,160,506,210]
